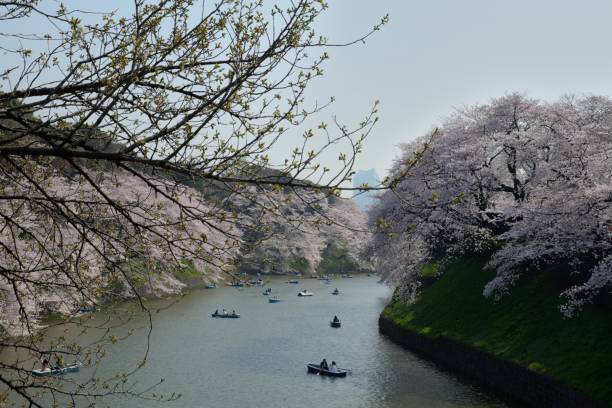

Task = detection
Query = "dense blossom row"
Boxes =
[0,163,367,336]
[367,94,612,315]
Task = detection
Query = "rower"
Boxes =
[41,359,51,373]
[52,354,64,370]
[319,358,329,370]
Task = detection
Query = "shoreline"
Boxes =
[378,315,608,408]
[10,272,371,337]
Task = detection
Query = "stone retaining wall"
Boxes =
[379,316,608,408]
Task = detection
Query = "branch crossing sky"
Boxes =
[311,0,612,177]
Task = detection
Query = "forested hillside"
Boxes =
[368,94,612,315]
[0,106,369,336]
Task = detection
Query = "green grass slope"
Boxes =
[382,256,612,405]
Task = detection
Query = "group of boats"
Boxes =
[294,282,345,375]
[210,278,344,319]
[207,272,354,379]
[203,271,363,290]
[205,275,265,289]
[30,273,358,380]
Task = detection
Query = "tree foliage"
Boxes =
[0,0,386,405]
[368,93,612,315]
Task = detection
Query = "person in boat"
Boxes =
[52,354,64,370]
[319,358,329,371]
[222,309,227,315]
[329,361,338,373]
[214,309,219,315]
[232,310,236,316]
[333,315,339,323]
[41,359,51,372]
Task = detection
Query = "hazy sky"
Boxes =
[5,1,612,181]
[308,0,612,177]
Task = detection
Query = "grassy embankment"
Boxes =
[382,256,612,405]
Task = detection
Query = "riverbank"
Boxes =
[21,270,369,337]
[380,256,612,407]
[3,275,510,408]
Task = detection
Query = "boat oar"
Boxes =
[309,363,324,375]
[307,363,321,375]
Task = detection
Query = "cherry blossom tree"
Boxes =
[0,0,387,405]
[368,93,612,315]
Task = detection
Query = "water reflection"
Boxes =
[2,276,510,408]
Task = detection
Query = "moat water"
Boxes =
[3,276,511,407]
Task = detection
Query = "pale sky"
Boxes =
[308,0,612,177]
[4,1,612,181]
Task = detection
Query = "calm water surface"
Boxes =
[8,277,511,407]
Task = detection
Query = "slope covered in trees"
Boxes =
[368,94,612,315]
[0,159,369,336]
[382,256,612,405]
[0,1,386,404]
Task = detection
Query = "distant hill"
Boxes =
[352,168,380,211]
[0,107,372,335]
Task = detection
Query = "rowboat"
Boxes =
[297,290,313,297]
[268,296,281,303]
[211,312,240,318]
[332,289,340,295]
[286,279,299,284]
[306,363,348,377]
[330,320,341,328]
[76,306,97,313]
[248,279,264,286]
[32,362,82,377]
[205,283,218,289]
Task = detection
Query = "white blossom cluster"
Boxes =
[236,189,369,274]
[367,94,612,315]
[0,166,367,335]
